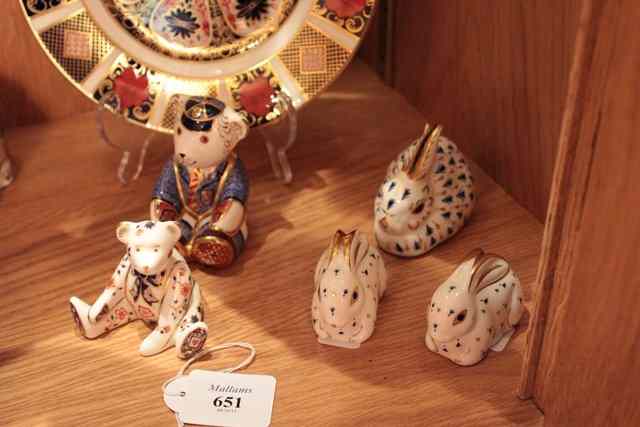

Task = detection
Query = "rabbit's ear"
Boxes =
[463,248,485,265]
[348,231,368,271]
[404,123,443,180]
[468,254,510,295]
[329,230,347,264]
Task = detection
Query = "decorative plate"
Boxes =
[21,0,376,132]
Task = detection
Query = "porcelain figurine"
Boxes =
[312,230,387,349]
[218,0,282,37]
[425,249,524,366]
[374,123,475,257]
[69,221,208,359]
[150,96,249,268]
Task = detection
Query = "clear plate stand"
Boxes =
[259,92,298,184]
[96,91,298,185]
[96,93,154,185]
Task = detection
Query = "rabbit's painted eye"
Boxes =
[402,189,411,200]
[452,309,468,325]
[387,199,395,210]
[388,181,396,191]
[413,202,425,214]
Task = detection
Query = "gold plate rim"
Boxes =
[20,0,378,133]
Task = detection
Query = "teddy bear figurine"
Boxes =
[69,220,208,359]
[150,96,250,268]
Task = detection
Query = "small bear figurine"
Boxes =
[312,230,387,349]
[151,96,250,268]
[69,221,208,359]
[374,123,475,257]
[425,249,524,366]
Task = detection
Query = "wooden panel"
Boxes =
[357,0,388,79]
[0,1,94,129]
[391,0,582,221]
[0,62,543,426]
[524,1,640,424]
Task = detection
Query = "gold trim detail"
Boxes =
[277,23,351,98]
[329,230,356,265]
[40,10,113,83]
[173,153,237,252]
[312,0,374,36]
[23,0,74,17]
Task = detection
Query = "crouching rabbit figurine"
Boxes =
[425,249,524,366]
[150,96,250,269]
[312,230,387,349]
[69,221,208,359]
[374,124,475,257]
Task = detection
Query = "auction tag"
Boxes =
[164,370,276,427]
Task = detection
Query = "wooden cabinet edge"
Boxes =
[517,0,609,402]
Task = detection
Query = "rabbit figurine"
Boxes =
[374,124,475,257]
[312,230,387,349]
[70,221,208,359]
[425,249,524,366]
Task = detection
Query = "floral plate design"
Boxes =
[21,0,376,132]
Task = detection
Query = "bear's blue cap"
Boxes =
[180,96,226,132]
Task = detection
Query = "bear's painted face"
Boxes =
[174,106,248,170]
[116,221,181,275]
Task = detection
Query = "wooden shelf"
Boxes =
[0,61,543,426]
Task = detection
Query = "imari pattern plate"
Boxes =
[21,0,377,132]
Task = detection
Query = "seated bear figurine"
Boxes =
[150,96,250,268]
[69,221,208,359]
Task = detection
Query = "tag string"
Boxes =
[162,342,256,396]
[180,342,256,376]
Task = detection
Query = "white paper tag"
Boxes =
[164,370,276,427]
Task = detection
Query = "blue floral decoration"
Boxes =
[165,8,200,39]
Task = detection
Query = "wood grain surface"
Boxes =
[524,1,640,425]
[0,62,543,426]
[391,0,582,221]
